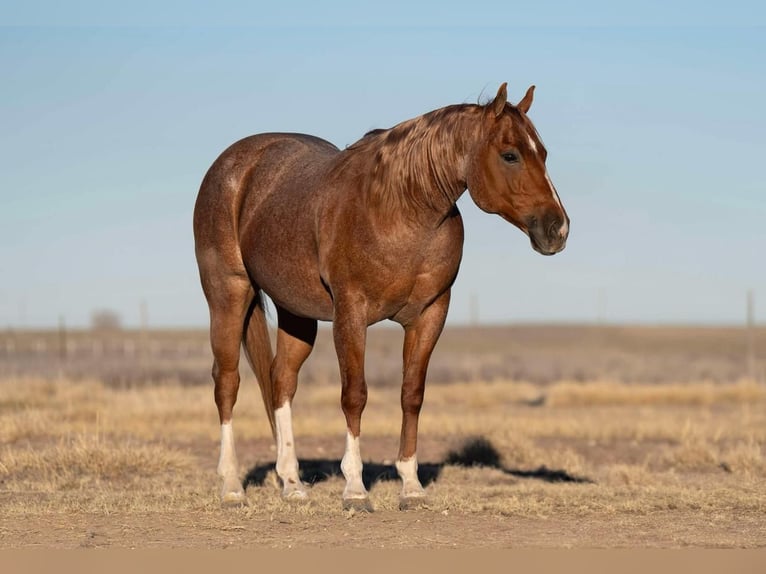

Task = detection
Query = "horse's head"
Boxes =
[466,83,569,256]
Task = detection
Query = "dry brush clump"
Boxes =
[545,380,766,407]
[651,420,766,477]
[1,434,194,489]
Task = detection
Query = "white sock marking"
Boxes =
[218,422,244,502]
[218,422,238,477]
[396,455,426,498]
[275,402,306,497]
[341,431,368,499]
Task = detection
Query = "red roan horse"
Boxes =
[193,83,569,510]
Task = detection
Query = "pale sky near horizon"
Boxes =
[1,2,765,328]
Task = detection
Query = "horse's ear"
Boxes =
[490,82,508,117]
[517,85,535,114]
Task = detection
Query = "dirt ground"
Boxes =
[2,375,765,548]
[4,506,764,549]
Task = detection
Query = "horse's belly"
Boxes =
[378,270,455,325]
[247,248,455,325]
[241,219,334,321]
[248,257,334,320]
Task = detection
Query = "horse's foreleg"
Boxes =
[397,289,450,509]
[272,307,317,500]
[333,296,371,511]
[205,276,253,506]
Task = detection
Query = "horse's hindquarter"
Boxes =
[235,134,340,320]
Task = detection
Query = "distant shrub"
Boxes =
[90,309,122,332]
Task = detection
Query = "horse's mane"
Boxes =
[343,103,484,216]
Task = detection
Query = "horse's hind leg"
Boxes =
[397,290,450,510]
[202,272,253,506]
[272,306,317,499]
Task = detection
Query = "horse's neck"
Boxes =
[363,105,482,227]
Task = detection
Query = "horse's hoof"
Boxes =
[399,496,429,511]
[282,488,309,503]
[221,491,247,508]
[343,498,374,513]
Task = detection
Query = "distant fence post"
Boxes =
[597,288,606,325]
[746,289,756,382]
[138,299,149,379]
[469,292,479,326]
[57,315,67,380]
[58,315,67,363]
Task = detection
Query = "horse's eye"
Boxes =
[501,152,519,163]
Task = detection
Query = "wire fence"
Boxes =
[1,324,763,388]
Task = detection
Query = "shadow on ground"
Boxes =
[243,436,592,491]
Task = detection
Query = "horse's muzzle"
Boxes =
[528,213,569,256]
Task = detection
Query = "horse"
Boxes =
[193,83,569,510]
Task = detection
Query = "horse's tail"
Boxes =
[242,291,276,439]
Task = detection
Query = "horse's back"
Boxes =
[197,132,338,212]
[193,132,338,258]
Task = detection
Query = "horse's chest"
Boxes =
[355,239,462,324]
[318,207,464,324]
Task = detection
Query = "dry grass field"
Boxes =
[1,325,765,548]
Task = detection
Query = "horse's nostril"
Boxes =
[547,220,560,239]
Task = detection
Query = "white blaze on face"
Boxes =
[526,133,538,153]
[526,124,559,206]
[340,430,368,499]
[526,122,568,239]
[544,172,563,210]
[544,172,568,237]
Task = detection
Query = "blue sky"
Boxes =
[1,3,765,327]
